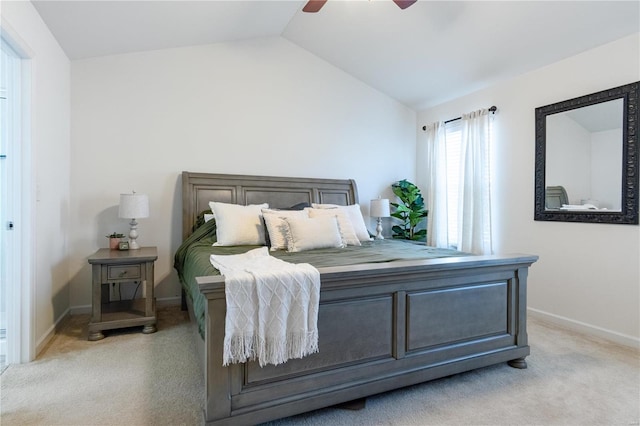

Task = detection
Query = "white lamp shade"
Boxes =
[370,198,391,218]
[119,193,149,219]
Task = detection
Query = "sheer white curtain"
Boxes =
[423,122,448,248]
[457,109,492,254]
[421,109,493,255]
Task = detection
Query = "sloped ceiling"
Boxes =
[31,0,640,110]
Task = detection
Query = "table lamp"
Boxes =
[119,192,149,250]
[370,197,390,240]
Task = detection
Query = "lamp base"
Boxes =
[128,218,141,250]
[375,218,384,240]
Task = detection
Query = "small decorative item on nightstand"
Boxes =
[106,232,125,250]
[118,240,129,250]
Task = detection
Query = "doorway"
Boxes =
[1,36,31,367]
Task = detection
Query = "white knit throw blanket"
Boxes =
[210,247,321,367]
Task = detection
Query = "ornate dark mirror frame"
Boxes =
[534,81,639,224]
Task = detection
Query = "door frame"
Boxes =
[1,21,36,363]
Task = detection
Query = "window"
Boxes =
[422,108,493,254]
[443,117,493,251]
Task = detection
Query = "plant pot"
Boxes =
[108,237,121,250]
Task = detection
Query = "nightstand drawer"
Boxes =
[106,264,141,281]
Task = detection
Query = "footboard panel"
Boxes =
[197,254,536,426]
[407,281,509,351]
[246,295,395,384]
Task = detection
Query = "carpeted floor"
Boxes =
[1,305,638,426]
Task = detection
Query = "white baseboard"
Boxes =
[157,296,181,306]
[528,307,640,350]
[36,308,70,356]
[70,304,91,315]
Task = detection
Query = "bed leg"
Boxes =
[507,357,528,369]
[336,398,367,410]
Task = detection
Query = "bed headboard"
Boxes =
[181,172,359,239]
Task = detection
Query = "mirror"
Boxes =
[534,81,639,224]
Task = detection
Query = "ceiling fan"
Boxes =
[303,0,417,13]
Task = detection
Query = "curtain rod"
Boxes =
[422,105,497,131]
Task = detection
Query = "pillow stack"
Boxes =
[311,203,373,242]
[207,201,371,253]
[304,207,359,246]
[262,208,309,251]
[209,202,269,246]
[284,215,345,252]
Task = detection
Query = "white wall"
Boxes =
[2,1,71,353]
[418,33,640,346]
[69,37,416,309]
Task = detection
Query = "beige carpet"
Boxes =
[1,306,638,426]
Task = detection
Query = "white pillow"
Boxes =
[284,216,345,253]
[262,208,309,251]
[306,207,361,246]
[312,203,372,242]
[209,202,269,246]
[204,213,215,223]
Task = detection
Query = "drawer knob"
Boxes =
[119,271,127,277]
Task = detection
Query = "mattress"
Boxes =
[174,219,468,337]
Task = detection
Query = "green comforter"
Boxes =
[174,220,468,337]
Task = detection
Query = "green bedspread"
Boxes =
[174,220,468,338]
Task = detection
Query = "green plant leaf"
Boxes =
[391,179,428,240]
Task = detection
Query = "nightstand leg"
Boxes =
[91,264,102,324]
[88,330,105,341]
[88,264,103,341]
[142,324,157,334]
[143,260,156,334]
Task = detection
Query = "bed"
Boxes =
[175,171,538,426]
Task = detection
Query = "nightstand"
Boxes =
[87,246,158,341]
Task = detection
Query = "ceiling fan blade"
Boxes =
[393,0,417,10]
[302,0,328,13]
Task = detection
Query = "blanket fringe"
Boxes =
[223,330,319,367]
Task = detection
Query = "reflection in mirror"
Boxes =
[545,99,623,211]
[534,81,639,224]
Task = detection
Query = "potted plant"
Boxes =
[106,232,125,250]
[390,179,428,241]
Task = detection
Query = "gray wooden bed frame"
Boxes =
[180,171,538,426]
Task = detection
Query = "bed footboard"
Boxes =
[195,254,537,426]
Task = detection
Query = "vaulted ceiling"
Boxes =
[32,0,640,110]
